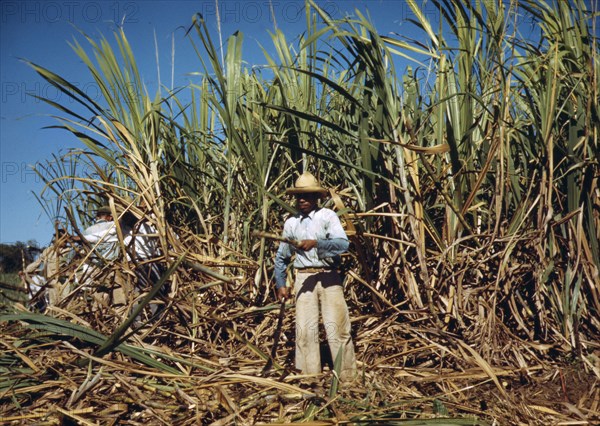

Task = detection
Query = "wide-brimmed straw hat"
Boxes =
[285,172,328,197]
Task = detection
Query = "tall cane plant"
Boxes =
[23,0,599,363]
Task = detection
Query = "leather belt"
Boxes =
[296,267,334,273]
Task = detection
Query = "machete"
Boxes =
[253,229,295,375]
[261,297,287,376]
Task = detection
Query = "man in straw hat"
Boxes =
[274,172,357,381]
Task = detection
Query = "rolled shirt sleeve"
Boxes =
[274,242,292,289]
[317,237,349,259]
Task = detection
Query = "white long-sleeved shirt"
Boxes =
[274,207,349,288]
[82,219,119,261]
[123,222,161,261]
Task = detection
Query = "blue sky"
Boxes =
[0,0,428,246]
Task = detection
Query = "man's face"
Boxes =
[295,193,319,215]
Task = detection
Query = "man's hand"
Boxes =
[276,286,289,302]
[296,239,317,251]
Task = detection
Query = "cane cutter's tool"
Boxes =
[262,297,286,376]
[251,230,300,248]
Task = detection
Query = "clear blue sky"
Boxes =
[0,0,430,247]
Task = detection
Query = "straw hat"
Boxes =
[286,172,328,197]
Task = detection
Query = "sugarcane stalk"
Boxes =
[251,231,300,248]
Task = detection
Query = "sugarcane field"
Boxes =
[1,0,599,425]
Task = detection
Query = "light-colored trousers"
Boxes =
[294,270,357,380]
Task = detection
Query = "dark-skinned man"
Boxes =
[274,172,357,382]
